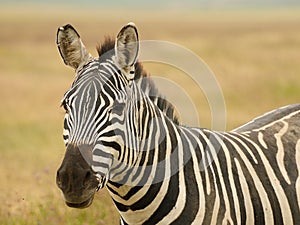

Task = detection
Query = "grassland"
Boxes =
[0,6,300,224]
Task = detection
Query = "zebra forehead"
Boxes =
[63,76,103,103]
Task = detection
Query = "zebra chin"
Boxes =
[63,175,105,209]
[65,195,95,209]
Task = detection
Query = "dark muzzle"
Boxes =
[56,144,99,208]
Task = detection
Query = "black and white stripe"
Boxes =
[105,91,300,224]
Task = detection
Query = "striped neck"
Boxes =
[104,82,200,224]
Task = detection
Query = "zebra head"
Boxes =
[56,23,140,208]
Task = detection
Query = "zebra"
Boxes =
[56,23,300,224]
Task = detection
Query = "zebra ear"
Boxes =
[115,23,139,79]
[56,24,93,71]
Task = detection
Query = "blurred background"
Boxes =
[0,0,300,224]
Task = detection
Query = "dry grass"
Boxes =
[0,6,300,224]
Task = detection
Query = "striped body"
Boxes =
[106,98,300,224]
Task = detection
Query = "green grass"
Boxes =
[0,6,300,224]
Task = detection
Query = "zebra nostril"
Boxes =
[56,170,63,188]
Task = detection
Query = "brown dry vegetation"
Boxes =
[0,5,300,224]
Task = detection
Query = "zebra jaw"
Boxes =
[96,174,106,191]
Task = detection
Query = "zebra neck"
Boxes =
[106,121,218,224]
[107,110,210,195]
[107,89,218,202]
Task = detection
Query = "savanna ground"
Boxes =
[0,5,300,224]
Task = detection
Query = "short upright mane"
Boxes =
[96,37,180,125]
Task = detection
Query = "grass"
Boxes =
[0,6,300,224]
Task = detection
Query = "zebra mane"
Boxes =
[96,37,180,125]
